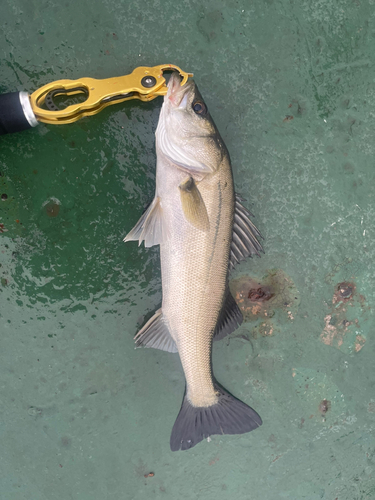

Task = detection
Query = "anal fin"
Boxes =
[214,288,243,341]
[134,309,178,353]
[124,196,168,248]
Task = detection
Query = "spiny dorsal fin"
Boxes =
[124,196,168,248]
[134,308,178,353]
[179,176,209,232]
[214,289,243,341]
[229,194,264,270]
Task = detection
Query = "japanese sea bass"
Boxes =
[124,72,264,451]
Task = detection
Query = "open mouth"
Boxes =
[167,72,192,107]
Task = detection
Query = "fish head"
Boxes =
[156,72,225,175]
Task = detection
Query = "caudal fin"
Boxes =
[170,384,262,452]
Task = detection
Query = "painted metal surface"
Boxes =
[1,0,375,498]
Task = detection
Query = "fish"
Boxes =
[124,72,264,451]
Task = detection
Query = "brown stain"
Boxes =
[45,201,60,218]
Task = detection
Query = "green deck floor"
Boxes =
[1,1,375,498]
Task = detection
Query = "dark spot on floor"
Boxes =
[336,282,354,300]
[61,436,72,448]
[319,399,331,415]
[283,115,294,122]
[45,201,60,217]
[343,162,355,174]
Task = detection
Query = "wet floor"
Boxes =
[1,1,375,499]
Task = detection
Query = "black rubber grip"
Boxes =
[0,92,33,135]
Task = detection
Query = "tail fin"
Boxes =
[170,383,262,452]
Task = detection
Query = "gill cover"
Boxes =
[156,73,224,175]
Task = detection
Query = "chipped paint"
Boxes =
[320,281,367,354]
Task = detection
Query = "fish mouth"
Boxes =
[166,72,193,108]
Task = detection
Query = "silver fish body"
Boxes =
[125,73,263,451]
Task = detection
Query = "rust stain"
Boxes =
[333,281,355,304]
[230,269,300,329]
[248,286,274,302]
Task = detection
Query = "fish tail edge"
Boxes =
[170,382,262,452]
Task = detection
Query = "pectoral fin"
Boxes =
[179,177,209,232]
[124,196,168,248]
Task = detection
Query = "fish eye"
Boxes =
[192,100,207,115]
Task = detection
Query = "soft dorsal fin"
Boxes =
[214,288,243,341]
[124,196,168,248]
[229,194,264,270]
[134,309,178,353]
[179,176,209,232]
